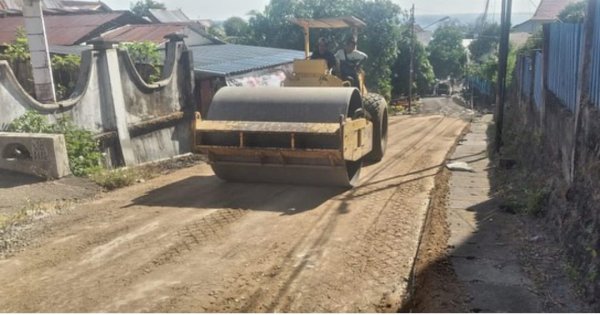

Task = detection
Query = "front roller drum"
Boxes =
[198,87,367,187]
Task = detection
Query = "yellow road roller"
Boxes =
[193,17,388,187]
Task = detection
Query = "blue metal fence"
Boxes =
[547,23,584,112]
[534,51,544,109]
[469,76,494,96]
[590,2,600,107]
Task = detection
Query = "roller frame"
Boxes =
[193,112,373,164]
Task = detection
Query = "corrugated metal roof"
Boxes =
[101,24,188,44]
[49,44,91,55]
[60,1,110,11]
[190,44,304,76]
[531,0,582,21]
[147,9,190,23]
[0,12,144,46]
[0,0,110,14]
[0,0,62,10]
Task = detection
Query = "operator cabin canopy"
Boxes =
[289,16,367,29]
[289,16,367,59]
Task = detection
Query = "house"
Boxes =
[146,9,213,29]
[513,0,583,33]
[0,0,110,15]
[100,23,223,48]
[0,11,147,47]
[189,44,304,115]
[147,8,190,23]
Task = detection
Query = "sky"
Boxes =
[103,0,542,21]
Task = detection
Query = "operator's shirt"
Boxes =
[335,49,368,63]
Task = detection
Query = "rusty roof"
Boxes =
[531,0,582,21]
[0,12,146,46]
[100,24,190,44]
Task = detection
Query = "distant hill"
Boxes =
[416,12,534,29]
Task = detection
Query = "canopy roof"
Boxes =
[290,16,366,29]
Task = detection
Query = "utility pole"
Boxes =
[408,4,415,114]
[495,0,512,153]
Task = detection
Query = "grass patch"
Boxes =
[89,168,151,191]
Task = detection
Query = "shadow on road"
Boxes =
[126,175,348,214]
[0,170,44,188]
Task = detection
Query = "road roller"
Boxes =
[192,17,389,187]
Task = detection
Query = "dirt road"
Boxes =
[0,115,467,312]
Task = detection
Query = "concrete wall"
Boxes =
[0,35,195,168]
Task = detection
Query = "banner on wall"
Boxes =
[225,65,292,87]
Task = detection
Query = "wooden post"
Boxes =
[408,4,415,114]
[495,0,512,153]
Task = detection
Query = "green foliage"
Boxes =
[6,111,102,176]
[1,28,29,62]
[524,188,550,216]
[1,28,81,99]
[242,0,404,98]
[392,27,435,97]
[5,111,52,133]
[207,26,227,40]
[428,22,468,80]
[223,17,251,43]
[120,41,161,83]
[517,29,543,55]
[54,118,103,177]
[52,54,80,72]
[51,54,81,100]
[558,1,587,23]
[89,168,140,190]
[469,23,500,62]
[130,0,165,18]
[120,41,160,65]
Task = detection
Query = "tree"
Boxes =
[428,23,468,80]
[224,17,250,38]
[558,1,587,23]
[392,27,435,97]
[130,0,165,18]
[223,17,252,44]
[243,0,405,99]
[468,23,500,62]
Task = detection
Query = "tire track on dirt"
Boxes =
[194,117,458,312]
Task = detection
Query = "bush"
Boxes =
[51,54,81,100]
[120,41,161,83]
[89,168,140,190]
[5,111,102,176]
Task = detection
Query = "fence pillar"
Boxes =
[89,38,136,167]
[22,0,56,103]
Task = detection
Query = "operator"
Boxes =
[310,37,337,72]
[335,36,368,88]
